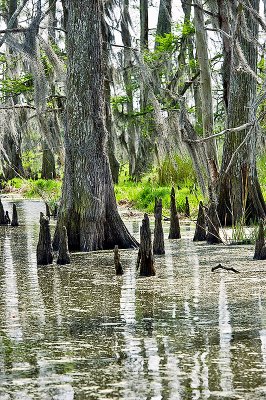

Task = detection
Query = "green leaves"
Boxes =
[0,73,33,95]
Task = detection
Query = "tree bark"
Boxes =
[206,202,222,244]
[194,0,218,190]
[217,0,266,225]
[41,140,56,179]
[153,198,165,255]
[55,0,138,252]
[57,226,70,265]
[254,220,266,260]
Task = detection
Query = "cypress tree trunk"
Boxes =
[206,202,222,244]
[11,203,18,226]
[41,140,56,180]
[56,0,137,252]
[217,0,266,225]
[37,212,53,265]
[254,220,266,260]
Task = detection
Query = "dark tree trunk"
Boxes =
[57,226,70,265]
[140,0,148,50]
[217,0,266,225]
[193,201,206,241]
[11,203,18,226]
[102,12,120,184]
[254,220,266,260]
[37,212,53,265]
[41,140,56,180]
[168,187,181,239]
[155,0,172,41]
[2,134,24,180]
[114,245,123,275]
[55,0,138,252]
[137,213,155,276]
[153,198,165,255]
[206,202,222,244]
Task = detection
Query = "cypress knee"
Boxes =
[45,203,51,220]
[37,212,53,265]
[185,196,190,217]
[114,245,123,275]
[0,198,5,225]
[193,201,206,241]
[153,198,165,255]
[4,211,10,224]
[137,213,156,276]
[254,219,266,260]
[168,187,181,239]
[57,226,71,265]
[206,202,222,244]
[11,203,19,226]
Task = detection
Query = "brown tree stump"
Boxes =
[168,187,181,239]
[153,198,165,255]
[254,220,266,260]
[185,196,190,217]
[193,201,206,241]
[0,198,5,225]
[137,213,156,276]
[57,226,71,265]
[37,212,53,265]
[114,245,123,275]
[11,203,19,226]
[206,202,222,244]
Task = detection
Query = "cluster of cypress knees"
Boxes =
[35,187,266,273]
[0,199,19,227]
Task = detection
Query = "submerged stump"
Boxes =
[206,202,222,244]
[137,213,156,276]
[11,203,19,226]
[0,198,5,225]
[153,198,165,255]
[37,212,53,265]
[185,196,190,218]
[254,219,266,260]
[114,245,123,275]
[193,201,206,241]
[4,211,10,225]
[168,187,181,239]
[57,226,71,265]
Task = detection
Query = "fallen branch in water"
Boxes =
[211,263,240,273]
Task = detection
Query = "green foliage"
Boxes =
[0,73,33,95]
[158,155,197,186]
[6,178,61,203]
[115,166,202,216]
[22,150,42,175]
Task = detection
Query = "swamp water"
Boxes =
[0,200,266,399]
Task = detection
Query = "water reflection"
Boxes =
[218,277,234,395]
[0,200,266,398]
[3,234,23,341]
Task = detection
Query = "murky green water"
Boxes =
[0,200,266,399]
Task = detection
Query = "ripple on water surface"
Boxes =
[0,200,265,399]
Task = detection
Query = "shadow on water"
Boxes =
[0,200,266,398]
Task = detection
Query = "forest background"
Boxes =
[0,0,266,230]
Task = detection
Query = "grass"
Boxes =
[115,168,203,217]
[4,177,62,207]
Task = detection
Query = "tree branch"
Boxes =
[184,122,253,143]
